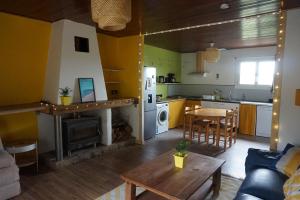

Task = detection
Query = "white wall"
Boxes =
[181,46,276,85]
[37,113,55,153]
[278,8,300,150]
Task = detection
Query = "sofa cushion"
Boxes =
[234,193,263,200]
[245,148,281,174]
[283,168,300,199]
[0,165,19,187]
[276,147,300,177]
[0,151,15,169]
[238,168,288,200]
[282,143,295,155]
[0,181,21,200]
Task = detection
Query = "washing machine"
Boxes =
[156,103,169,134]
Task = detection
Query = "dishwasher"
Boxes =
[256,105,273,137]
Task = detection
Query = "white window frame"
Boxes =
[235,56,275,90]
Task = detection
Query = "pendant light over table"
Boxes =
[91,0,132,31]
[205,43,220,63]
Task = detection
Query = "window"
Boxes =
[237,57,275,89]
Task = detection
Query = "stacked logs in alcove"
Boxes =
[112,120,132,143]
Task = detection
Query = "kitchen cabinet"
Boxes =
[168,99,185,129]
[256,105,273,137]
[239,104,257,135]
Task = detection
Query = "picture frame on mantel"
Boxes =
[78,78,96,103]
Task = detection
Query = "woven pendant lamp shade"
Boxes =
[91,0,131,31]
[205,47,220,63]
[205,43,220,63]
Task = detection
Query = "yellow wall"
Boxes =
[0,13,51,142]
[97,34,141,99]
[97,34,120,99]
[118,35,141,98]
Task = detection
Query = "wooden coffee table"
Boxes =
[121,150,225,200]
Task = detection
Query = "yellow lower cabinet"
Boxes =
[239,104,257,135]
[168,100,185,129]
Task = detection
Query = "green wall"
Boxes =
[144,44,181,98]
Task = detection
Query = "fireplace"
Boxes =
[62,117,102,156]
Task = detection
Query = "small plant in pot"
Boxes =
[174,140,189,169]
[59,87,72,105]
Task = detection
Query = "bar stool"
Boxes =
[5,139,38,174]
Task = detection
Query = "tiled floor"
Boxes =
[216,134,269,179]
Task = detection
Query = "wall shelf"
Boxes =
[43,98,138,115]
[0,102,48,116]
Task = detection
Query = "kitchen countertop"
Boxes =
[157,98,186,103]
[240,101,273,106]
[157,96,273,106]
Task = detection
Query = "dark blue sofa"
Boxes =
[234,147,292,200]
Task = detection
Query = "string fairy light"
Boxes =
[40,98,137,114]
[270,0,286,150]
[138,32,143,100]
[144,11,280,36]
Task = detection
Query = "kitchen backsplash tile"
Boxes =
[168,84,272,102]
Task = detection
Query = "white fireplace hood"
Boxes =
[43,20,107,104]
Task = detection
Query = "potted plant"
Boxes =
[59,87,72,105]
[174,140,189,168]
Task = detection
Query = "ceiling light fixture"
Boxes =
[205,43,221,63]
[220,3,230,10]
[91,0,131,31]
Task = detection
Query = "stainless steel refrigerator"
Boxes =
[143,67,156,140]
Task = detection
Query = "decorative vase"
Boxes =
[173,154,187,169]
[60,96,72,105]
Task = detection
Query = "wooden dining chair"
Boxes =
[209,110,234,150]
[194,105,202,110]
[230,108,239,145]
[183,106,194,139]
[183,104,205,140]
[192,118,210,143]
[191,104,211,144]
[219,108,238,146]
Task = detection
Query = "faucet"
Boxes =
[242,93,246,101]
[228,89,232,101]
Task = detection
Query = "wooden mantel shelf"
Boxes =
[0,98,138,116]
[0,102,47,116]
[44,97,138,115]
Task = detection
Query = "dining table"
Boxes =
[184,108,227,147]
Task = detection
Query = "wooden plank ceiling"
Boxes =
[1,0,300,52]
